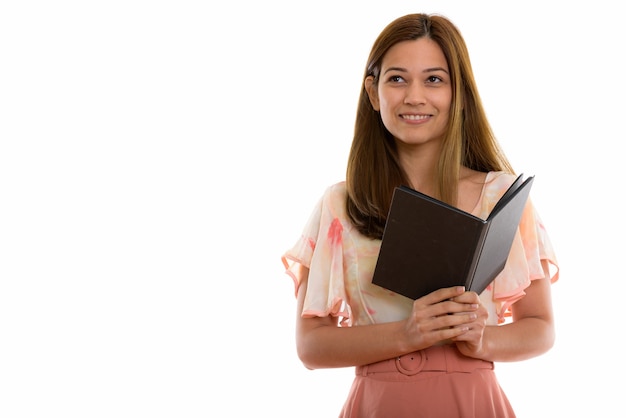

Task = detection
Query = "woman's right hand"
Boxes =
[403,286,479,351]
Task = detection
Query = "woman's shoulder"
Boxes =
[313,181,355,233]
[485,171,519,190]
[478,171,525,212]
[320,181,348,203]
[325,180,347,193]
[306,181,348,219]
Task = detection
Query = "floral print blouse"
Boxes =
[282,172,559,326]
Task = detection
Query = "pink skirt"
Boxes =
[339,345,515,418]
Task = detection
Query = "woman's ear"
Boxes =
[364,76,380,111]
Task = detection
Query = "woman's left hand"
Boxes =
[450,291,488,358]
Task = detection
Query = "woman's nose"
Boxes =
[404,83,426,105]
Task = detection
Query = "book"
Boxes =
[371,173,534,300]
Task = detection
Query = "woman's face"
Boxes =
[366,38,452,149]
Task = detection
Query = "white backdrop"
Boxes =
[1,1,624,417]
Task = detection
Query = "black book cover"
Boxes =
[371,174,534,300]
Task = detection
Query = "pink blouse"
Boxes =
[282,172,559,326]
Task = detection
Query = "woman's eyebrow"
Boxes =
[424,66,449,74]
[383,66,408,75]
[383,66,449,75]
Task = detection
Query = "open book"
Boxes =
[371,173,534,300]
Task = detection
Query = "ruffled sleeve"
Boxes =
[481,173,559,323]
[281,184,351,324]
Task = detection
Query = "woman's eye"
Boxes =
[389,75,405,83]
[426,75,443,83]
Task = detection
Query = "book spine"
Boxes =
[465,223,490,289]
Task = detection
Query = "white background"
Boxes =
[1,1,624,417]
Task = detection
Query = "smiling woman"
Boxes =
[281,13,558,418]
[4,1,626,417]
[364,38,453,168]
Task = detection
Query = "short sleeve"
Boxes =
[281,184,351,323]
[487,197,559,323]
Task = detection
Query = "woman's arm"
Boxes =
[294,263,480,370]
[454,260,555,362]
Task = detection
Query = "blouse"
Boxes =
[282,171,559,326]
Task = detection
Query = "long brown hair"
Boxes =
[346,13,514,240]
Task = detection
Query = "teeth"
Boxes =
[402,114,429,120]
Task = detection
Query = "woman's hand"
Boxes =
[403,286,480,352]
[449,290,488,358]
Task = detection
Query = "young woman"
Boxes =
[282,13,558,417]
